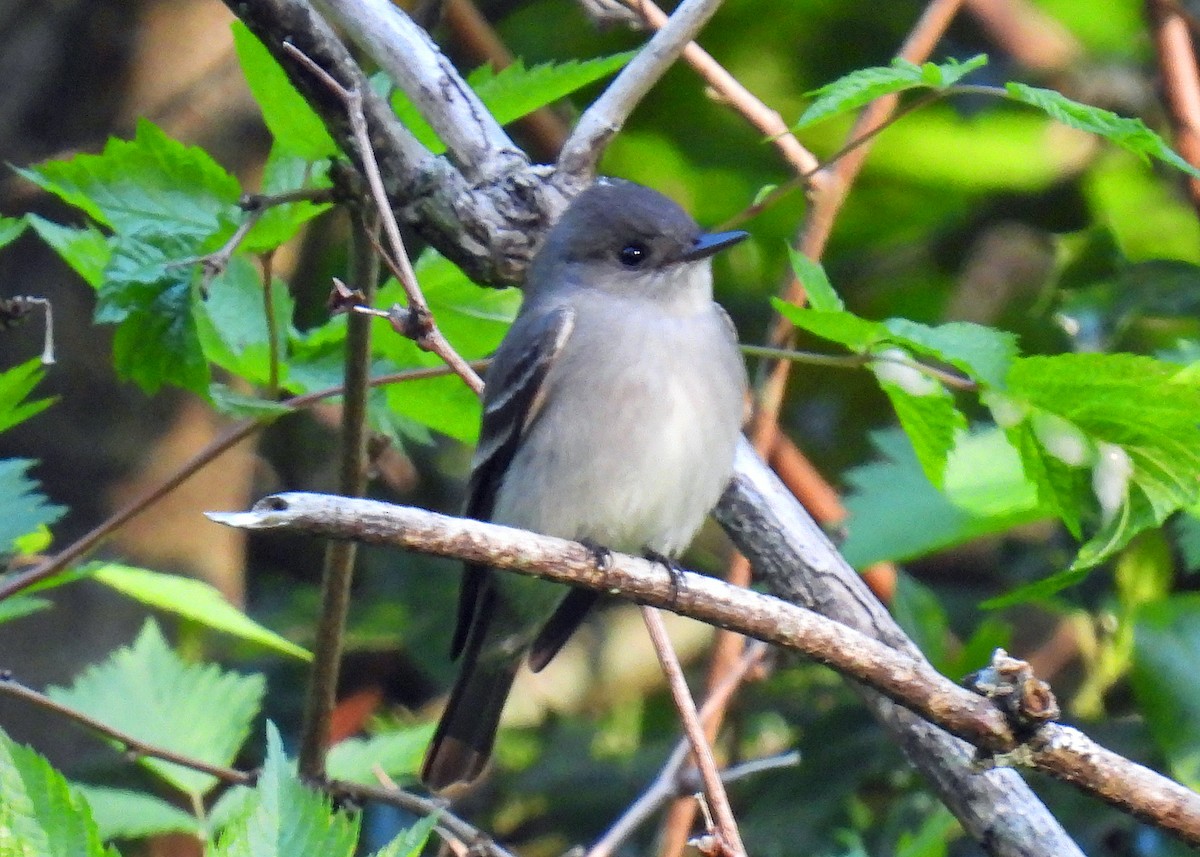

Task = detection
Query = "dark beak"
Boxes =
[679,230,749,262]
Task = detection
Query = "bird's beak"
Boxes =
[678,230,749,262]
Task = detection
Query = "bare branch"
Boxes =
[314,0,525,182]
[641,606,747,857]
[558,0,731,176]
[208,487,1200,849]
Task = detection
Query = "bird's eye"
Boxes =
[618,242,648,267]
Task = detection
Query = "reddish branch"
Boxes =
[1149,0,1200,214]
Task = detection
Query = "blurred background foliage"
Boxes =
[1,0,1199,854]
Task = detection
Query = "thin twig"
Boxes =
[1149,0,1200,215]
[618,0,818,176]
[587,643,768,857]
[0,674,253,785]
[640,607,747,857]
[0,361,483,604]
[558,0,732,176]
[282,42,485,396]
[299,216,380,780]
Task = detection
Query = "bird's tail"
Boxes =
[421,645,519,791]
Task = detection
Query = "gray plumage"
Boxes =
[421,179,748,790]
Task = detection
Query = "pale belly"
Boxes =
[490,305,745,556]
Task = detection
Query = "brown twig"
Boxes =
[281,41,485,395]
[640,607,747,857]
[0,674,253,785]
[208,490,1200,848]
[1149,0,1200,215]
[298,216,379,780]
[0,362,481,604]
[587,642,769,857]
[619,0,818,175]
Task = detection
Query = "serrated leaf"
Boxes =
[232,22,338,160]
[100,226,210,394]
[796,55,988,129]
[787,248,842,311]
[326,724,435,785]
[0,215,27,249]
[48,620,264,797]
[882,318,1018,389]
[0,360,56,435]
[0,459,65,555]
[469,52,634,128]
[73,784,200,839]
[195,255,293,385]
[0,728,114,857]
[209,384,296,420]
[772,299,886,352]
[1007,353,1200,563]
[1001,419,1087,538]
[26,216,111,288]
[391,52,633,154]
[89,563,311,661]
[1131,594,1200,789]
[374,812,440,857]
[980,565,1090,609]
[212,723,359,857]
[1005,83,1200,179]
[20,118,240,236]
[876,377,967,487]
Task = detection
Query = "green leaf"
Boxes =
[875,375,966,487]
[771,299,886,352]
[26,216,111,288]
[1131,594,1200,790]
[73,784,200,839]
[209,384,296,420]
[787,248,842,311]
[89,563,312,661]
[980,565,1091,609]
[0,728,116,857]
[212,723,359,857]
[391,52,634,153]
[243,148,333,253]
[20,118,240,236]
[0,459,65,556]
[842,427,1044,568]
[0,360,56,434]
[1005,83,1200,179]
[195,255,293,385]
[326,724,435,785]
[469,52,634,128]
[373,812,440,857]
[881,318,1018,389]
[232,21,338,160]
[0,596,53,626]
[795,55,988,128]
[100,226,210,394]
[1007,353,1200,565]
[0,215,27,249]
[48,620,264,797]
[1173,510,1200,573]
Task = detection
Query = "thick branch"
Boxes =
[208,488,1200,849]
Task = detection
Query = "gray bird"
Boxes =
[421,179,748,790]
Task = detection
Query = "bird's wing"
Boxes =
[450,306,576,660]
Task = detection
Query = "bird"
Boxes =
[421,178,749,790]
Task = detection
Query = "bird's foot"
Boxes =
[643,548,685,605]
[579,539,613,571]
